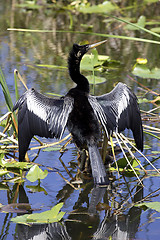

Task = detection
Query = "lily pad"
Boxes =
[11,203,65,225]
[86,75,106,84]
[135,202,160,212]
[132,64,160,79]
[26,165,48,182]
[78,1,117,14]
[125,16,146,30]
[42,146,62,152]
[81,49,109,71]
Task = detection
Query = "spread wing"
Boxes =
[13,88,74,160]
[89,82,143,151]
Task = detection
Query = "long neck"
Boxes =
[68,51,89,93]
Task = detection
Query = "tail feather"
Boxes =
[88,144,109,185]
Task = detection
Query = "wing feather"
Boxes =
[13,88,73,160]
[89,83,143,151]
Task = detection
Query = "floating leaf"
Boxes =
[150,27,160,33]
[135,202,160,212]
[11,203,65,224]
[15,3,42,9]
[81,50,109,72]
[102,59,120,69]
[81,51,99,71]
[42,146,62,152]
[86,75,106,84]
[125,16,146,30]
[110,157,141,176]
[151,151,160,154]
[132,64,160,79]
[26,165,48,182]
[113,157,140,169]
[78,1,117,14]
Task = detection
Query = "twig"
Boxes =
[0,132,18,145]
[114,133,143,185]
[121,133,160,174]
[118,133,147,174]
[14,69,28,90]
[128,75,159,96]
[56,171,79,190]
[30,134,71,150]
[59,155,73,179]
[0,112,12,123]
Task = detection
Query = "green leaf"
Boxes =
[78,1,117,14]
[81,50,108,72]
[135,202,160,212]
[26,165,48,182]
[132,64,160,79]
[112,15,160,39]
[150,27,160,33]
[86,75,106,84]
[15,3,42,9]
[152,151,160,154]
[11,203,65,224]
[113,157,139,169]
[0,158,32,170]
[42,146,62,152]
[125,16,146,30]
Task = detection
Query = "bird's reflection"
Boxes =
[15,180,143,240]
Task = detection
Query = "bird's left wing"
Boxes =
[88,82,143,151]
[13,88,73,160]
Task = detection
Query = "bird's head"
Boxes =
[72,39,107,61]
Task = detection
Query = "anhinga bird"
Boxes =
[13,40,143,185]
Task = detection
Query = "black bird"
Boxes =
[13,40,143,185]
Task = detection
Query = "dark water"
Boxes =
[0,1,160,239]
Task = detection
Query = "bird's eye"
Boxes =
[77,51,81,58]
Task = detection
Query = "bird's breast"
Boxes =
[66,90,100,147]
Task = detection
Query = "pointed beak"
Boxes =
[89,39,107,49]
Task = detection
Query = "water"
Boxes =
[0,1,160,239]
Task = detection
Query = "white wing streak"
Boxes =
[14,88,74,139]
[94,82,143,151]
[88,96,109,137]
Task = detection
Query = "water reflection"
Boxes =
[18,222,71,240]
[13,181,143,240]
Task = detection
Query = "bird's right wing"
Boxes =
[13,88,73,160]
[89,83,143,151]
